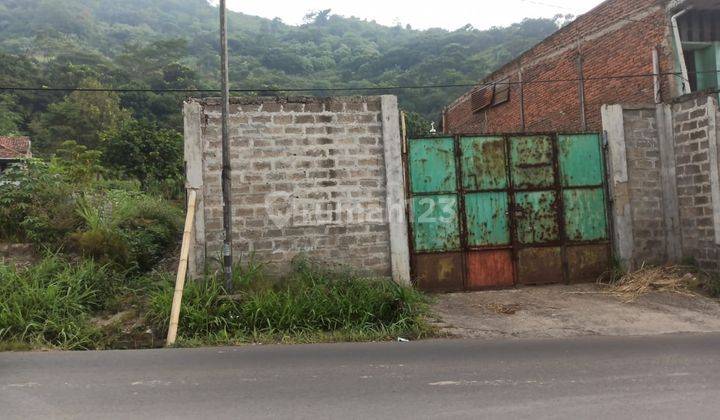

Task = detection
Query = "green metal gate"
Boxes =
[406,133,611,292]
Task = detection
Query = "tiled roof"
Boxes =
[0,136,31,159]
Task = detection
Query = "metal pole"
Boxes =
[219,0,233,291]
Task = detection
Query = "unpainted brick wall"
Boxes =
[672,95,720,271]
[622,107,667,263]
[444,0,675,134]
[187,96,393,277]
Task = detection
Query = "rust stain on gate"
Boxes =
[405,133,611,292]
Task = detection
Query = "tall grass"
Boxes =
[0,255,122,349]
[147,259,432,344]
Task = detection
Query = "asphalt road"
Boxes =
[3,333,720,420]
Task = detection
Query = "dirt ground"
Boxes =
[431,283,720,339]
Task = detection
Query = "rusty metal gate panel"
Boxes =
[405,133,610,292]
[408,137,456,194]
[410,195,460,252]
[460,136,508,190]
[558,133,611,283]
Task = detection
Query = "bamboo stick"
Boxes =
[166,189,197,347]
[400,111,408,154]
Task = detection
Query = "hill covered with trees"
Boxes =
[0,0,561,154]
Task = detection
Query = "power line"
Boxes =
[1,70,718,94]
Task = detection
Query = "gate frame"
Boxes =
[402,131,613,291]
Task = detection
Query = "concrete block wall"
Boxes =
[621,108,667,263]
[672,95,720,271]
[184,95,410,282]
[603,93,720,273]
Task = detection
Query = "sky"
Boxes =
[225,0,605,31]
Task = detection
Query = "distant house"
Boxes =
[0,136,32,173]
[443,0,720,134]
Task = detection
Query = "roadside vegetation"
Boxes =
[0,153,432,351]
[147,258,432,347]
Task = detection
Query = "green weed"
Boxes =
[0,254,123,349]
[146,258,432,344]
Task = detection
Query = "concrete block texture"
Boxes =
[603,93,720,273]
[184,96,407,280]
[672,95,720,272]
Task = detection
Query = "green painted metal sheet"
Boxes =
[411,194,460,252]
[408,138,457,194]
[694,43,720,91]
[460,136,508,191]
[563,188,608,241]
[510,136,555,189]
[514,190,559,244]
[465,192,510,246]
[559,134,603,187]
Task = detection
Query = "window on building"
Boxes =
[676,8,720,93]
[471,77,511,113]
[471,86,494,113]
[492,77,510,106]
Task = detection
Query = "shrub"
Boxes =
[0,160,80,244]
[705,276,720,298]
[0,255,123,349]
[73,189,182,272]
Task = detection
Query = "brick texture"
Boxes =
[192,96,392,276]
[444,0,675,134]
[672,96,719,271]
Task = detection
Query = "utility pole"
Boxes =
[219,0,233,291]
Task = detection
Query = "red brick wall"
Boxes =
[445,0,676,134]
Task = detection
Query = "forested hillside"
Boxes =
[0,0,560,152]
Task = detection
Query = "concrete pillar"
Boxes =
[380,95,411,285]
[706,97,720,245]
[183,100,206,279]
[601,104,635,268]
[656,103,682,262]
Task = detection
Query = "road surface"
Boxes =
[3,333,720,419]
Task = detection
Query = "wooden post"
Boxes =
[400,111,408,154]
[166,189,198,347]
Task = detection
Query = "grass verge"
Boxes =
[0,255,435,350]
[146,258,435,346]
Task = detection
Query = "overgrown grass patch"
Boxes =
[0,254,435,351]
[147,259,434,345]
[0,254,124,350]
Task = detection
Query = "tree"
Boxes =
[0,94,23,135]
[404,111,433,139]
[52,140,105,185]
[29,79,130,152]
[100,119,183,189]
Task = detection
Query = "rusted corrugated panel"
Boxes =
[566,244,610,283]
[514,191,559,244]
[466,251,514,289]
[563,188,608,241]
[411,194,460,252]
[558,134,603,187]
[408,137,456,194]
[413,252,464,292]
[460,136,507,191]
[517,247,563,285]
[465,192,510,246]
[509,135,554,189]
